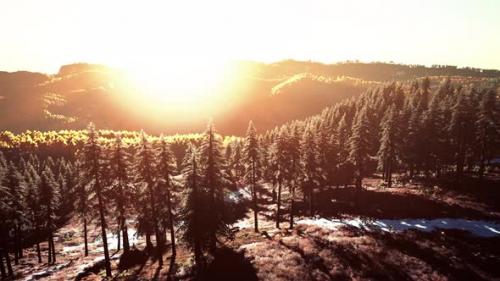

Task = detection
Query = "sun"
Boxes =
[123,59,232,104]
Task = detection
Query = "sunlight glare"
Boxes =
[124,59,231,104]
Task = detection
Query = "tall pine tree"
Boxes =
[80,123,112,276]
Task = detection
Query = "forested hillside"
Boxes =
[1,78,499,280]
[1,61,499,135]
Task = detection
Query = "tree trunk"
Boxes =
[4,249,13,277]
[36,243,42,263]
[252,163,258,233]
[272,184,277,203]
[303,188,307,205]
[387,164,392,188]
[97,184,112,277]
[0,249,6,279]
[194,240,203,267]
[289,182,295,229]
[49,232,56,263]
[47,202,54,264]
[48,234,52,264]
[479,143,486,180]
[17,226,23,259]
[116,226,121,251]
[479,160,485,180]
[167,190,176,256]
[13,239,19,266]
[122,224,130,253]
[276,178,282,229]
[147,183,163,266]
[83,217,89,256]
[146,232,152,251]
[309,182,314,216]
[356,173,362,189]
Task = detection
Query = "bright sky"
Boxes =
[1,0,499,73]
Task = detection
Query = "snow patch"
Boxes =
[226,187,252,203]
[24,261,72,281]
[297,217,500,237]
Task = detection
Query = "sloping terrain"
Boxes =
[1,61,498,135]
[11,177,500,281]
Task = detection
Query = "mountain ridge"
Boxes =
[1,60,499,135]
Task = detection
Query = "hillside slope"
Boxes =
[1,60,498,135]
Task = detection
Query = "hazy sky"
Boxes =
[1,0,499,73]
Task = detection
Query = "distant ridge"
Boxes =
[1,60,498,135]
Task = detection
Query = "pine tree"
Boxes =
[135,131,163,265]
[231,141,245,180]
[198,121,231,254]
[301,126,318,216]
[269,127,289,228]
[55,172,67,218]
[287,125,301,229]
[2,161,27,265]
[39,166,58,264]
[109,133,131,253]
[0,158,14,278]
[336,114,353,187]
[377,106,399,188]
[80,123,112,276]
[476,88,499,179]
[315,120,330,189]
[448,90,474,181]
[179,145,208,267]
[23,162,43,263]
[74,161,89,257]
[157,136,177,256]
[349,106,371,189]
[242,121,260,232]
[421,91,445,180]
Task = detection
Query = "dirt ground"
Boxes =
[7,176,500,281]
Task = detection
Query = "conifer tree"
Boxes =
[136,131,163,265]
[179,145,207,267]
[301,126,318,215]
[75,163,89,257]
[349,106,371,189]
[377,106,399,187]
[336,114,353,187]
[109,133,131,253]
[476,88,499,179]
[157,136,177,256]
[39,166,58,264]
[242,121,260,232]
[80,123,112,276]
[287,125,301,229]
[2,161,27,265]
[23,163,43,263]
[231,141,245,180]
[421,92,444,180]
[269,127,289,228]
[448,90,474,180]
[0,170,14,278]
[315,120,330,189]
[198,121,231,254]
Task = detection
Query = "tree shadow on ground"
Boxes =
[292,227,412,281]
[438,175,500,212]
[197,247,258,281]
[363,228,500,280]
[310,187,493,219]
[275,224,500,280]
[117,248,149,271]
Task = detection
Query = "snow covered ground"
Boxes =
[297,217,500,237]
[226,186,252,203]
